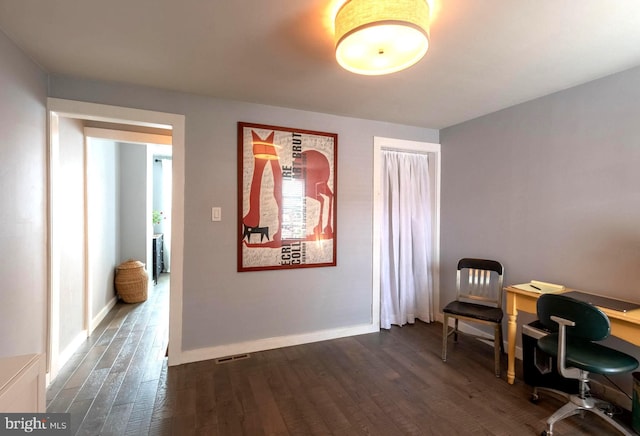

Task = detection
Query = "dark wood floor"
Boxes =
[47,275,633,435]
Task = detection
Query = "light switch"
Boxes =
[212,207,221,222]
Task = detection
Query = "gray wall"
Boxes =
[440,66,640,374]
[48,75,439,351]
[0,29,48,358]
[440,65,640,302]
[118,142,147,265]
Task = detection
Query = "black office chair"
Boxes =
[533,293,639,436]
[442,258,504,377]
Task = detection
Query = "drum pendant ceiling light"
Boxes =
[335,0,430,75]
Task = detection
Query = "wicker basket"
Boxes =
[115,260,148,303]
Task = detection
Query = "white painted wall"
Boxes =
[0,29,48,358]
[56,117,86,353]
[86,138,119,320]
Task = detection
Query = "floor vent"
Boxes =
[215,353,250,364]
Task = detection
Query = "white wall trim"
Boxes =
[83,127,171,146]
[1,354,47,412]
[180,323,378,365]
[372,137,442,326]
[47,98,186,371]
[50,100,173,129]
[89,296,118,335]
[47,112,61,382]
[57,330,88,376]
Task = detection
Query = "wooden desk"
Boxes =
[504,286,640,384]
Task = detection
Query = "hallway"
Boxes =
[47,274,170,435]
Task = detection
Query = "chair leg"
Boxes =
[543,397,635,436]
[532,386,570,404]
[498,322,505,355]
[544,400,583,435]
[537,385,636,436]
[493,323,501,377]
[588,400,635,436]
[453,319,459,342]
[442,314,449,362]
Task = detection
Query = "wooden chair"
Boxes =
[442,258,504,377]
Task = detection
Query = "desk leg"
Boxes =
[505,290,519,385]
[507,312,517,384]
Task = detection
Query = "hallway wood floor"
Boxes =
[47,276,632,435]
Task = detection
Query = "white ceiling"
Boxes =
[1,0,640,129]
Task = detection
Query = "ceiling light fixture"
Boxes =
[334,0,430,75]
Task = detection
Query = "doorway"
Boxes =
[47,99,185,383]
[372,136,441,329]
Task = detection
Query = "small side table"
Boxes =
[152,233,164,284]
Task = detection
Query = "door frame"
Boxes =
[83,128,172,334]
[47,98,186,382]
[372,136,442,327]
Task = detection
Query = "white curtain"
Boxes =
[161,158,172,272]
[380,150,434,329]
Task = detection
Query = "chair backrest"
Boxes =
[537,294,611,341]
[456,258,504,308]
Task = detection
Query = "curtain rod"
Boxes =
[381,147,432,155]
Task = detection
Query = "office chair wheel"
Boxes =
[541,431,548,436]
[530,393,539,403]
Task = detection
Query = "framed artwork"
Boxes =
[238,122,337,272]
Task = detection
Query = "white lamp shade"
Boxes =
[335,0,430,75]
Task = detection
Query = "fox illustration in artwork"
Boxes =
[242,131,283,246]
[242,130,334,245]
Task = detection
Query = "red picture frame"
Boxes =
[238,122,337,272]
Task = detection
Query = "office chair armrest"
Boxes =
[550,315,575,328]
[550,315,582,380]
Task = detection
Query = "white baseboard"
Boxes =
[50,297,117,384]
[179,323,378,365]
[180,316,525,367]
[57,330,88,374]
[89,296,117,334]
[177,317,634,410]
